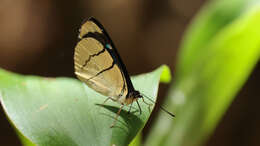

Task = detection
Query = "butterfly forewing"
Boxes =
[74,19,128,99]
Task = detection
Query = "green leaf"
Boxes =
[17,130,36,146]
[178,0,258,77]
[129,132,142,146]
[0,65,170,146]
[145,0,260,146]
[159,65,172,83]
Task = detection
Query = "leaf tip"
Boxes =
[159,65,172,83]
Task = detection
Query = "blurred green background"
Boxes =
[0,0,259,145]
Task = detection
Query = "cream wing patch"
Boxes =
[78,21,103,39]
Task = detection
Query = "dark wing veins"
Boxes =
[87,61,115,81]
[80,48,106,69]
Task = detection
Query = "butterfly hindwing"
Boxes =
[74,18,129,99]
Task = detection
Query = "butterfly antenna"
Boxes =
[141,93,175,117]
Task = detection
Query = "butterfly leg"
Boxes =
[136,100,142,115]
[127,98,134,114]
[110,104,124,128]
[102,97,116,107]
[102,97,110,106]
[142,97,152,112]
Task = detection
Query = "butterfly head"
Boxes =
[125,90,142,105]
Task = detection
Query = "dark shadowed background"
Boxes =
[0,0,259,145]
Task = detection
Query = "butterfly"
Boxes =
[74,17,174,127]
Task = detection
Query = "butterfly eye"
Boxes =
[105,44,112,49]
